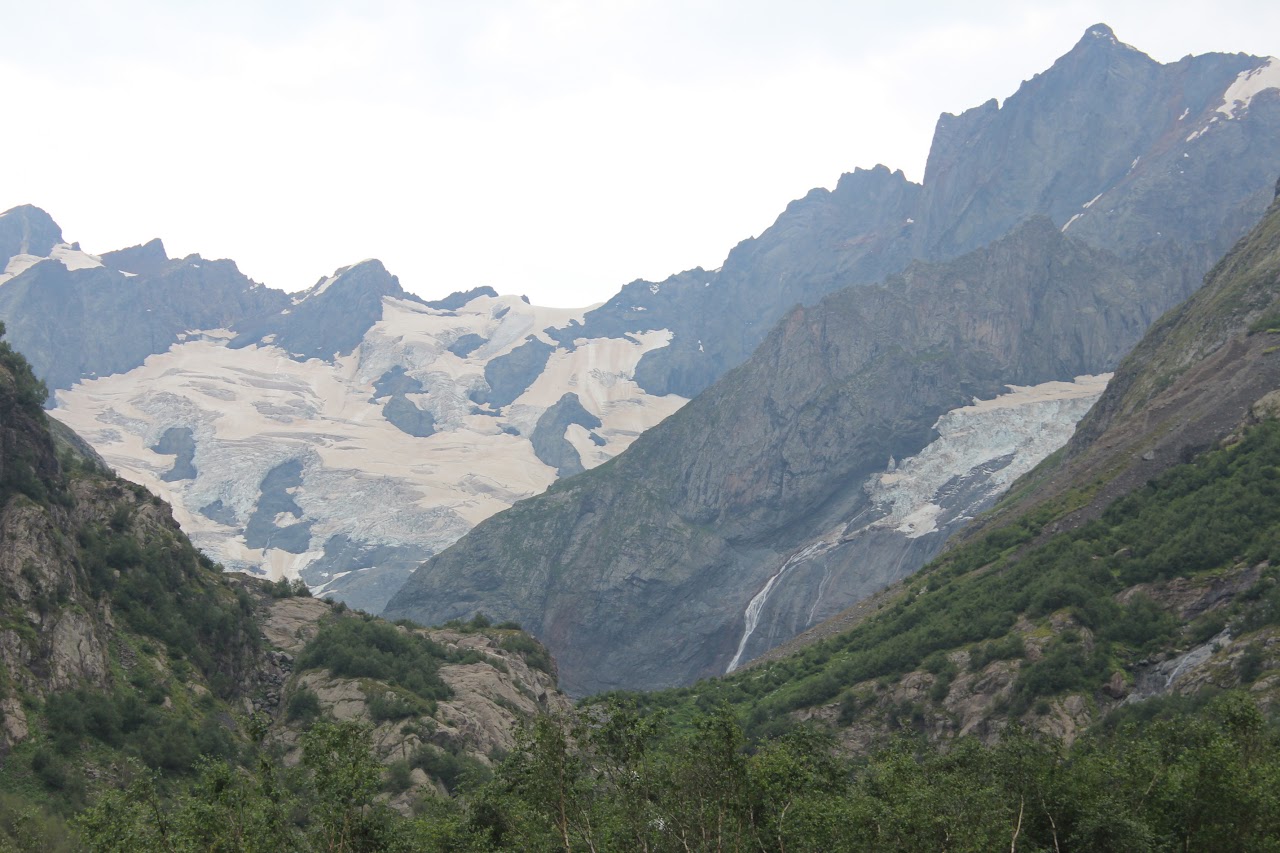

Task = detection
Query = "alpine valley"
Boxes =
[5,25,1280,688]
[5,21,1280,852]
[386,25,1280,694]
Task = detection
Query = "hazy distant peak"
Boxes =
[101,238,169,277]
[295,258,404,305]
[0,204,63,267]
[425,285,500,311]
[1066,22,1150,61]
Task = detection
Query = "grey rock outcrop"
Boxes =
[0,248,289,392]
[100,238,169,277]
[530,393,603,477]
[470,336,556,408]
[0,204,62,267]
[229,259,418,360]
[555,28,1280,401]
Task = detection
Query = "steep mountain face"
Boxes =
[554,164,922,397]
[706,193,1280,752]
[0,204,62,267]
[384,27,1280,695]
[722,373,1108,673]
[0,322,262,757]
[52,279,685,612]
[915,25,1274,264]
[385,219,1179,695]
[228,258,423,359]
[561,27,1280,400]
[964,179,1280,547]
[0,235,288,391]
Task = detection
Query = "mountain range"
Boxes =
[3,22,1280,849]
[385,27,1280,693]
[2,24,1279,692]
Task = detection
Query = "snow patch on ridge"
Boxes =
[0,244,104,284]
[49,244,103,271]
[1217,58,1280,119]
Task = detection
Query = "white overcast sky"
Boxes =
[2,1,1279,307]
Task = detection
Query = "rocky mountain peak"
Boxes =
[229,258,417,360]
[1068,23,1145,58]
[291,258,411,309]
[101,237,169,276]
[1084,23,1116,42]
[425,285,500,311]
[0,204,63,267]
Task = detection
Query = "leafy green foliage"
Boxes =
[497,632,554,674]
[295,614,455,705]
[460,692,1280,852]
[76,721,482,853]
[267,576,312,598]
[0,322,48,414]
[42,687,236,776]
[286,687,322,724]
[0,322,57,505]
[0,791,78,852]
[409,744,491,795]
[76,523,258,697]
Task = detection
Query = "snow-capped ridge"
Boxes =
[1216,57,1280,119]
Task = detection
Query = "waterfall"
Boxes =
[725,543,824,673]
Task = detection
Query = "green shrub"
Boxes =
[286,687,322,724]
[296,615,455,704]
[499,633,554,674]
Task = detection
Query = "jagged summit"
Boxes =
[1070,23,1145,55]
[425,285,500,311]
[229,258,418,360]
[0,204,63,267]
[101,237,169,277]
[294,258,405,304]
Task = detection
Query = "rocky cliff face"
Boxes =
[0,323,262,756]
[384,27,1280,695]
[738,195,1280,749]
[384,219,1180,695]
[964,179,1280,547]
[722,374,1108,673]
[252,593,570,808]
[0,236,288,392]
[558,27,1280,400]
